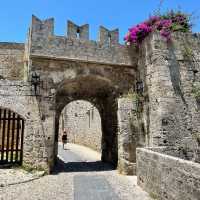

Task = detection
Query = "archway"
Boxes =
[53,75,119,168]
[58,100,102,153]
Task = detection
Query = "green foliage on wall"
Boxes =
[192,82,200,98]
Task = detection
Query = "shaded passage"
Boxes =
[74,175,119,200]
[54,143,114,173]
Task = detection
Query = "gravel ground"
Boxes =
[0,143,152,200]
[0,168,45,187]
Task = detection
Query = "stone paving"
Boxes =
[74,175,119,200]
[0,143,152,200]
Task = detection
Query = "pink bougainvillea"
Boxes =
[124,11,191,46]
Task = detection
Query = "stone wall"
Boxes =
[117,98,138,175]
[0,43,24,80]
[138,32,200,162]
[0,80,54,172]
[59,100,102,152]
[137,147,200,200]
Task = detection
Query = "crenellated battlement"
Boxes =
[28,15,133,66]
[30,15,119,45]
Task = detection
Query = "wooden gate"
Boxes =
[0,108,24,166]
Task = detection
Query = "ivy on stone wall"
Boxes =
[192,132,200,146]
[192,82,200,99]
[182,45,194,59]
[121,89,139,101]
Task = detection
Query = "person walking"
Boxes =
[62,129,67,149]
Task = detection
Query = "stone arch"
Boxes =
[0,97,29,121]
[53,75,119,167]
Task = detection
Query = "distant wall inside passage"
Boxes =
[59,100,102,152]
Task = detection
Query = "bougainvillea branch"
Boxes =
[124,10,191,46]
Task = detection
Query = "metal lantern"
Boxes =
[31,72,40,95]
[136,81,144,94]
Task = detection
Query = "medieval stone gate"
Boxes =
[0,15,137,173]
[1,13,200,200]
[0,16,199,194]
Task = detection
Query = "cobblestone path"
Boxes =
[0,143,152,200]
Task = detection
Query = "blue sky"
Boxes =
[0,0,200,43]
